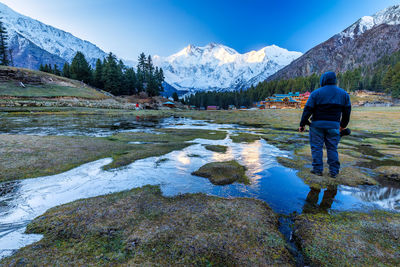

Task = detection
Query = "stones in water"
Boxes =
[192,160,249,185]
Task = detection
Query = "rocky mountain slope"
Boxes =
[0,2,107,69]
[268,5,400,81]
[154,43,302,92]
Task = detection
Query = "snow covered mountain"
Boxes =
[340,5,400,39]
[269,5,400,81]
[153,43,302,92]
[0,2,107,69]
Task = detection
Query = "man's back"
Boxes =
[300,72,351,129]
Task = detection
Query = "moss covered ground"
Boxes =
[1,185,294,266]
[192,160,249,185]
[294,211,400,266]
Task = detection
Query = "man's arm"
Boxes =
[299,94,315,130]
[300,106,313,127]
[340,94,352,129]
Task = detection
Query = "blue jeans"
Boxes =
[309,127,341,175]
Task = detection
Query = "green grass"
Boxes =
[0,82,106,99]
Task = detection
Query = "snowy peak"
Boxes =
[0,2,107,67]
[168,43,239,63]
[154,43,302,92]
[341,4,400,38]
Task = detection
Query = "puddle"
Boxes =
[0,117,400,258]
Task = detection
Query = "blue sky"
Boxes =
[1,0,399,59]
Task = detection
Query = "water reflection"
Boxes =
[341,186,400,210]
[302,186,338,213]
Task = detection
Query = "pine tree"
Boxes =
[102,52,122,95]
[62,62,71,78]
[93,58,104,89]
[44,64,50,73]
[382,66,394,93]
[39,64,45,72]
[70,52,92,83]
[0,20,9,66]
[172,92,179,102]
[53,64,61,76]
[123,67,137,95]
[48,64,53,74]
[136,53,147,92]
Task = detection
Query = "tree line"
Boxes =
[0,20,12,66]
[186,50,400,108]
[41,51,164,97]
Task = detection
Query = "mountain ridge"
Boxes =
[268,4,400,81]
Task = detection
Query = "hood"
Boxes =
[320,72,337,86]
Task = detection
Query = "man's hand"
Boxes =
[299,126,305,133]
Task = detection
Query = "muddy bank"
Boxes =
[294,211,400,266]
[1,185,294,266]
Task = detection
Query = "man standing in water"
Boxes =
[299,72,351,178]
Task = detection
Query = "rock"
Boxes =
[192,160,249,185]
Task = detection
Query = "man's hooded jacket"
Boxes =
[300,72,351,129]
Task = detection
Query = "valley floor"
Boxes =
[0,107,400,266]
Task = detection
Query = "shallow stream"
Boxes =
[0,115,399,258]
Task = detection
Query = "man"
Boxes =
[299,72,351,178]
